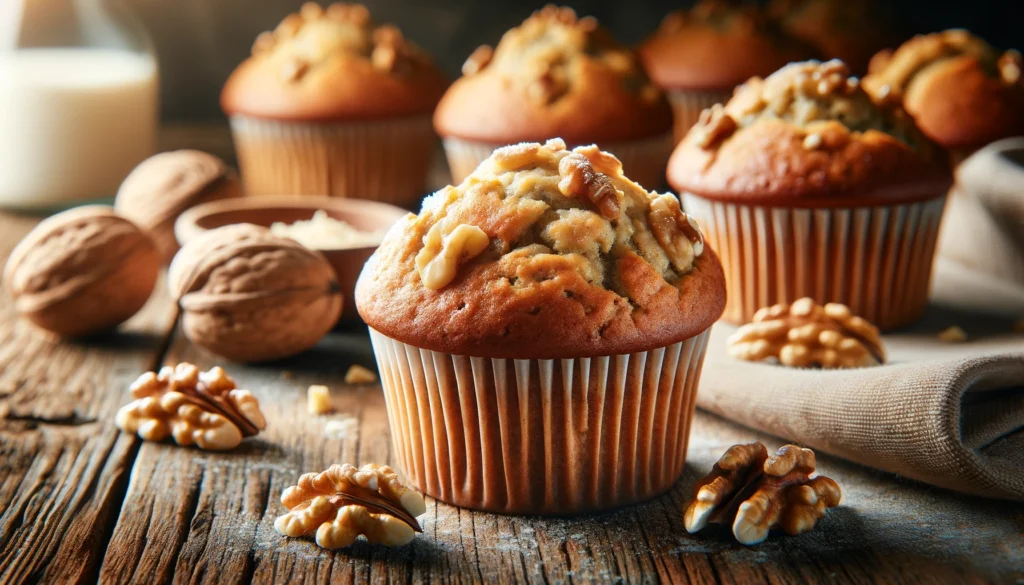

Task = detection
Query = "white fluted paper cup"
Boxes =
[442,132,674,189]
[229,114,436,208]
[682,193,947,329]
[369,327,711,515]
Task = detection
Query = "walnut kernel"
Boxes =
[648,194,704,273]
[937,326,967,342]
[115,363,266,451]
[345,365,378,384]
[275,463,426,549]
[684,442,841,545]
[308,385,333,415]
[557,153,624,219]
[415,223,490,290]
[727,298,885,368]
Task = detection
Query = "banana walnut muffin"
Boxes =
[638,0,815,140]
[221,2,448,203]
[864,30,1024,160]
[669,60,951,329]
[356,139,724,514]
[434,5,673,187]
[358,138,723,358]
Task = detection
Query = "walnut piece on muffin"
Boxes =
[863,30,1024,155]
[434,5,670,146]
[356,139,725,359]
[221,2,447,122]
[669,59,950,208]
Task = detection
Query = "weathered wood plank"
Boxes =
[0,213,177,585]
[96,321,1024,585]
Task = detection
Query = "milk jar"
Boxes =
[0,0,158,210]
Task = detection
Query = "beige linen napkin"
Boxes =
[697,141,1024,501]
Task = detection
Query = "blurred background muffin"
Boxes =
[638,0,815,142]
[668,60,950,329]
[768,0,896,74]
[357,139,724,514]
[864,29,1024,163]
[433,5,673,188]
[221,2,448,207]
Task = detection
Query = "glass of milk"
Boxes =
[0,0,158,210]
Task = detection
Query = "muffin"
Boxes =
[433,6,673,188]
[638,0,813,142]
[357,139,725,514]
[863,30,1024,163]
[768,0,894,75]
[668,60,950,330]
[221,3,448,206]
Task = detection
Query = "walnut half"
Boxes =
[727,298,886,368]
[684,442,842,545]
[275,463,426,549]
[115,363,266,451]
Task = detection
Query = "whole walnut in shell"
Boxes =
[168,224,342,362]
[115,150,242,263]
[3,206,160,337]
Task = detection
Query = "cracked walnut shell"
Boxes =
[727,298,886,368]
[684,442,841,545]
[168,224,343,362]
[115,363,266,450]
[275,463,426,549]
[3,206,160,337]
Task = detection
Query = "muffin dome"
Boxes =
[433,6,672,145]
[638,0,813,92]
[668,60,950,207]
[768,0,894,74]
[221,2,447,121]
[357,139,725,359]
[863,30,1024,152]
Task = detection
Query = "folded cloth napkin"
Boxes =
[936,137,1024,289]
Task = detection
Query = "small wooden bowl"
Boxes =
[175,196,408,323]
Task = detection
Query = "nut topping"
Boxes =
[275,463,426,549]
[694,104,739,150]
[415,223,490,290]
[462,45,494,76]
[684,442,842,545]
[557,153,624,219]
[648,194,704,273]
[727,298,886,368]
[115,363,266,451]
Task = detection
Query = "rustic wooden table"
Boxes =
[1,206,1023,584]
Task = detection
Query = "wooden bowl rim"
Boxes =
[174,195,410,252]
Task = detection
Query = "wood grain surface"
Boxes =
[1,209,1023,585]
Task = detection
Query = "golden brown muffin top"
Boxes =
[638,0,814,91]
[433,6,672,144]
[356,139,725,359]
[221,3,447,121]
[768,0,894,74]
[863,30,1024,151]
[668,60,950,206]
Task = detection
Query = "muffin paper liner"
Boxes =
[667,89,733,143]
[442,132,675,189]
[229,115,436,207]
[369,327,711,514]
[682,193,947,329]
